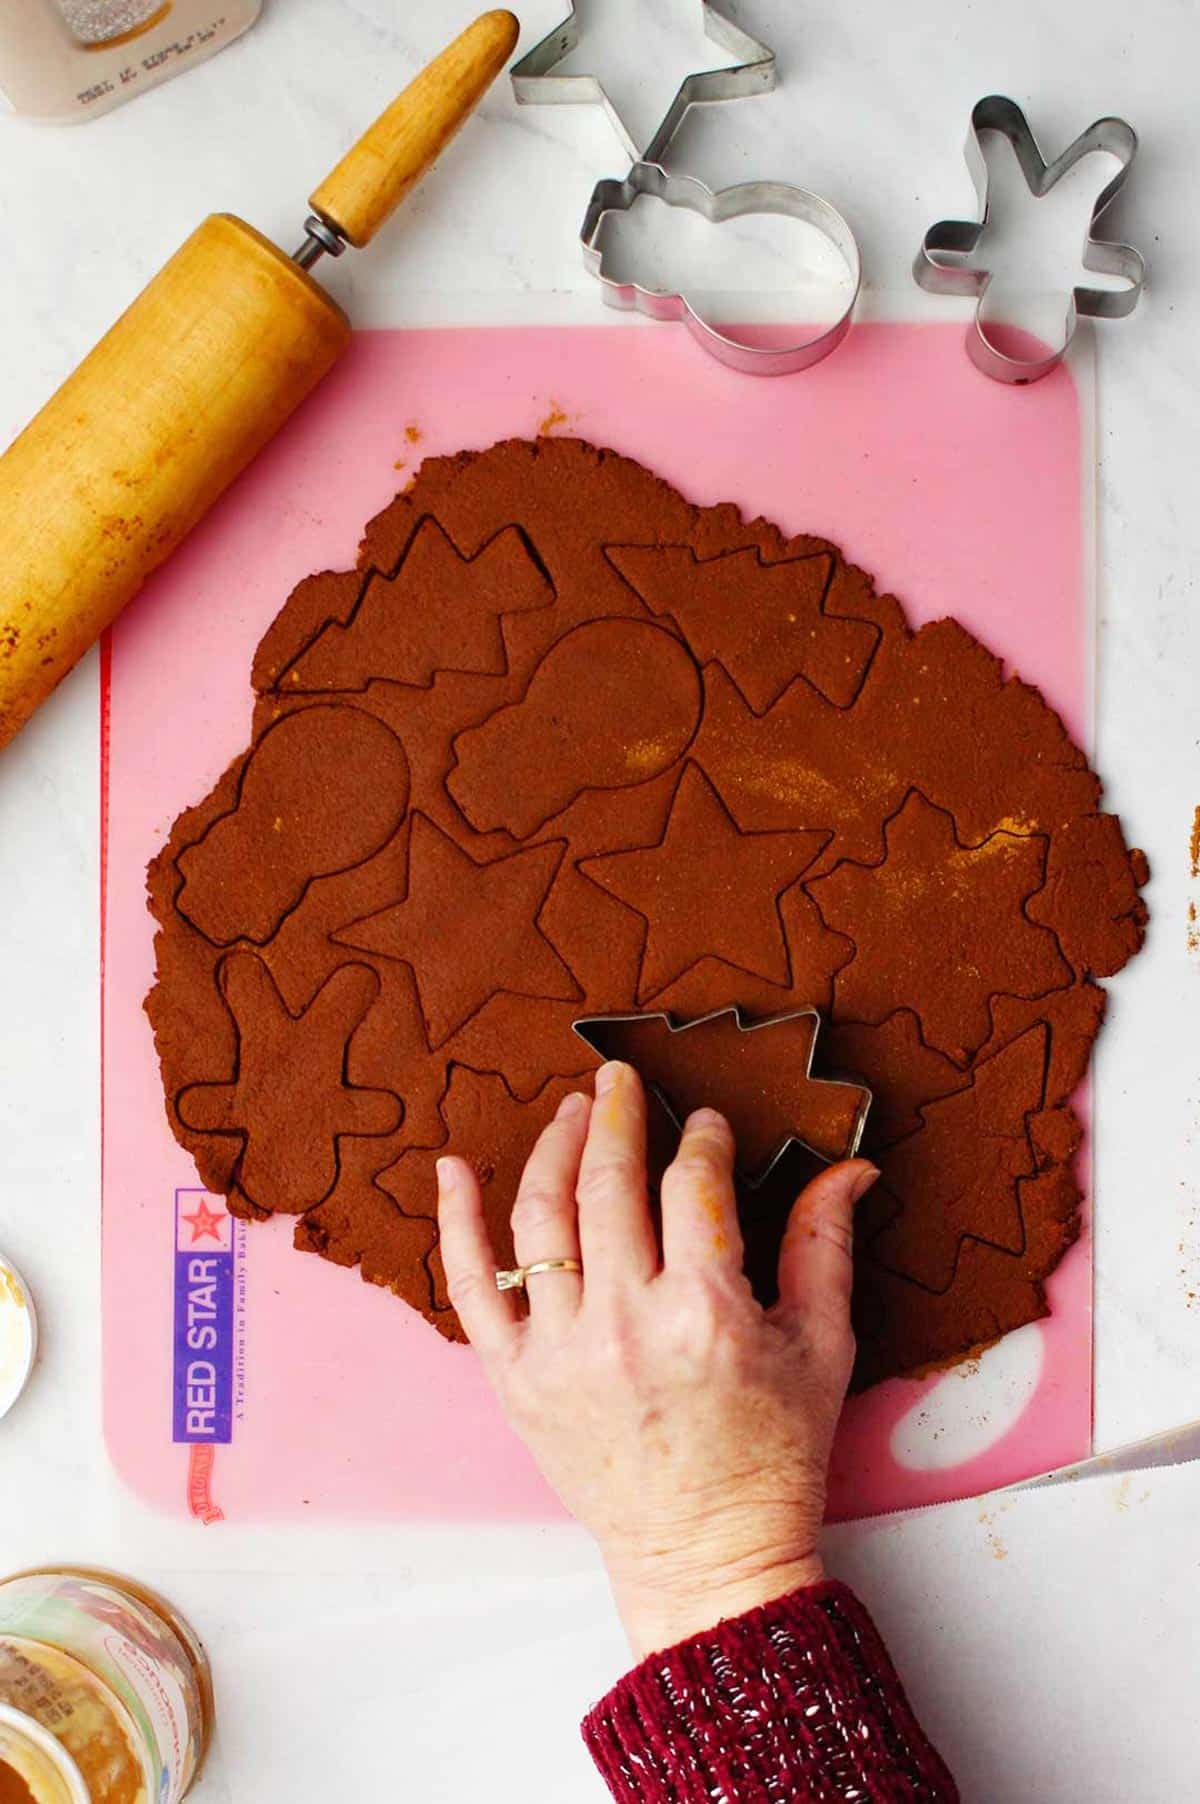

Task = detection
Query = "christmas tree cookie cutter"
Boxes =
[573,1004,873,1186]
[511,1,861,374]
[914,94,1145,384]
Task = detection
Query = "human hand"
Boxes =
[436,1060,879,1658]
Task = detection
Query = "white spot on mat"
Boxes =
[890,1324,1044,1470]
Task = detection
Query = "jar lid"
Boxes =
[0,1256,37,1421]
[0,1703,89,1804]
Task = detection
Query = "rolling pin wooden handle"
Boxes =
[309,10,519,251]
[0,13,516,754]
[0,218,349,753]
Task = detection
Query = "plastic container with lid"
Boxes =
[0,1569,213,1803]
[0,0,262,122]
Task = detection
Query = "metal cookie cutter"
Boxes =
[572,1004,873,1188]
[511,0,776,166]
[511,2,861,375]
[915,95,1145,384]
[581,163,861,375]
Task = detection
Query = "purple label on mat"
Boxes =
[173,1188,235,1443]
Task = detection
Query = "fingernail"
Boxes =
[850,1165,881,1203]
[435,1156,456,1189]
[594,1061,627,1096]
[556,1091,588,1121]
[686,1107,728,1132]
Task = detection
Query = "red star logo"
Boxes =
[182,1198,226,1245]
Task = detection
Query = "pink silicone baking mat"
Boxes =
[101,320,1092,1525]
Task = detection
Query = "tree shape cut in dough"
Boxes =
[865,1025,1048,1292]
[825,1010,966,1149]
[379,1066,582,1311]
[176,954,402,1215]
[809,791,1071,1062]
[333,815,580,1048]
[606,543,879,711]
[693,662,884,861]
[280,519,553,692]
[447,618,702,838]
[574,1007,870,1179]
[580,763,829,1002]
[176,704,410,946]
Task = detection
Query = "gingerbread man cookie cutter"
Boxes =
[572,1004,873,1188]
[914,95,1145,384]
[511,1,860,375]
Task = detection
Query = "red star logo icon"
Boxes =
[182,1198,226,1245]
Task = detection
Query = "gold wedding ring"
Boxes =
[495,1257,583,1292]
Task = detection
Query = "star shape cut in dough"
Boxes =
[580,763,828,1002]
[809,790,1071,1062]
[333,816,580,1048]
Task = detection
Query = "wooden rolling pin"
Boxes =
[0,9,518,753]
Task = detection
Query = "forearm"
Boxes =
[583,1580,958,1804]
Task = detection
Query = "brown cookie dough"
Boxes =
[145,436,1148,1385]
[176,953,401,1216]
[605,542,878,711]
[382,1066,583,1313]
[281,519,553,693]
[176,703,410,946]
[863,1026,1049,1293]
[808,791,1072,1063]
[448,618,703,837]
[580,764,830,1001]
[332,816,579,1048]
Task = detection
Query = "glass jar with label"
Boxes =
[0,1569,212,1803]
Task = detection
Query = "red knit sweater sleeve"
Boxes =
[582,1580,958,1802]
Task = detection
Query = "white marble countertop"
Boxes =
[1,0,1199,1797]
